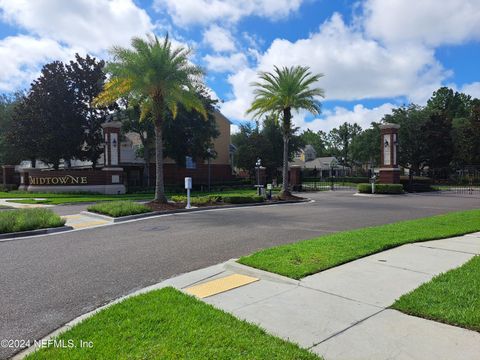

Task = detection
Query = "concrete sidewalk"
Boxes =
[174,233,480,360]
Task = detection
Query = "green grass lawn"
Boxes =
[0,189,259,205]
[87,201,152,217]
[239,209,480,279]
[392,256,480,332]
[26,287,320,360]
[0,208,65,234]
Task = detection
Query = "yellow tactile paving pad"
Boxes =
[185,274,259,299]
[62,215,110,230]
[70,220,109,229]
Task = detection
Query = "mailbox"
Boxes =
[185,177,192,190]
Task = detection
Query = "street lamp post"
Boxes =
[256,158,262,196]
[207,148,212,192]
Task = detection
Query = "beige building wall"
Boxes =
[122,110,231,166]
[210,111,231,165]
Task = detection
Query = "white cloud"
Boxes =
[0,0,153,53]
[220,67,258,119]
[230,123,240,134]
[460,82,480,99]
[203,25,236,52]
[204,53,248,73]
[221,13,448,121]
[153,0,303,26]
[294,103,395,133]
[363,0,480,46]
[0,35,77,91]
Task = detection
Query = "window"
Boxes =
[186,156,196,169]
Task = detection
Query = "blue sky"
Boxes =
[0,0,479,132]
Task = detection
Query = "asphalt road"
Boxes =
[1,191,479,359]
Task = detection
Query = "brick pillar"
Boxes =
[101,121,122,168]
[18,169,29,191]
[2,165,16,186]
[289,165,302,188]
[101,121,126,193]
[379,123,400,184]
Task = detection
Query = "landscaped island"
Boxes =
[0,208,65,234]
[86,194,274,217]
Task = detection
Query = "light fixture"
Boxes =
[384,139,389,148]
[112,138,117,148]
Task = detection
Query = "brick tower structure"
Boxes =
[379,123,400,184]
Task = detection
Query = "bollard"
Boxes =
[185,177,192,209]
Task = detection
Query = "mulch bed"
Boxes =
[275,194,305,201]
[146,196,306,212]
[145,201,186,212]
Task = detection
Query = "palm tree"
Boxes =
[247,65,324,197]
[95,34,206,203]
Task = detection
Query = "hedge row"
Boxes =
[358,183,404,194]
[170,195,221,205]
[399,176,433,192]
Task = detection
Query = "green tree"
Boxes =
[232,117,301,180]
[121,103,155,187]
[247,65,324,197]
[327,122,362,165]
[427,87,471,119]
[163,86,219,166]
[95,34,206,203]
[232,122,266,177]
[422,112,453,177]
[66,54,114,168]
[383,105,429,174]
[8,62,85,169]
[350,123,381,167]
[298,129,327,157]
[451,98,480,167]
[0,93,24,165]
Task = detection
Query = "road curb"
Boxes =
[225,259,300,285]
[84,199,312,223]
[0,226,74,242]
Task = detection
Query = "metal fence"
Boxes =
[301,178,357,192]
[438,185,480,196]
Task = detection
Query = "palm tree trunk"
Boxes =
[281,134,290,196]
[281,107,292,198]
[154,124,167,203]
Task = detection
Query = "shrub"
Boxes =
[358,183,404,194]
[222,195,264,204]
[400,176,433,192]
[87,201,151,217]
[170,195,221,205]
[170,195,187,203]
[0,208,65,234]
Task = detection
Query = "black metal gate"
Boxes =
[301,178,357,192]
